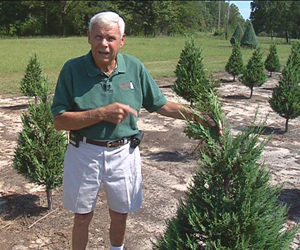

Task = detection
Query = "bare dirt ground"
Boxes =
[0,73,299,250]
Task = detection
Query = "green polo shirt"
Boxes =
[51,51,167,140]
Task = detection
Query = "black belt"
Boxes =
[70,132,132,148]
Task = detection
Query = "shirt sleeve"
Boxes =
[51,62,75,116]
[140,63,167,113]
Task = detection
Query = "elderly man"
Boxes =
[51,11,220,250]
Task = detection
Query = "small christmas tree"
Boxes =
[241,22,258,49]
[225,43,244,81]
[173,36,214,107]
[269,42,300,133]
[265,44,281,77]
[14,81,67,210]
[230,23,244,46]
[241,47,267,98]
[19,53,46,105]
[153,91,297,249]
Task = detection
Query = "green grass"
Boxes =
[0,35,295,95]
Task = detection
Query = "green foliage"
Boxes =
[0,1,244,37]
[13,81,67,210]
[225,43,244,81]
[241,22,259,49]
[173,36,215,106]
[154,95,297,249]
[230,23,244,45]
[269,42,300,133]
[265,44,281,76]
[19,52,46,103]
[240,47,267,98]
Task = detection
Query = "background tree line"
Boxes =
[250,0,300,43]
[1,1,300,40]
[0,0,244,37]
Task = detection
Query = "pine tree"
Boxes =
[241,22,258,49]
[240,47,267,98]
[19,52,46,105]
[153,92,297,249]
[265,44,281,77]
[173,36,214,107]
[13,81,67,210]
[230,23,244,46]
[225,43,244,81]
[269,42,300,133]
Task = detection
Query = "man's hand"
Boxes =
[194,113,223,137]
[101,102,137,124]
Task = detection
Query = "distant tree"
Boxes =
[19,53,46,105]
[269,42,300,133]
[265,43,281,77]
[173,36,214,107]
[154,90,297,249]
[230,23,244,45]
[241,21,258,49]
[241,47,267,98]
[225,43,244,81]
[14,80,67,210]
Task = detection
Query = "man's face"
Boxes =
[88,22,125,71]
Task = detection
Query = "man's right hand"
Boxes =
[53,102,137,131]
[100,102,137,124]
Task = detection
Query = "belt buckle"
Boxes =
[106,139,125,148]
[106,141,113,148]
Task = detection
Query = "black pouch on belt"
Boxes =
[130,130,144,149]
[69,131,80,148]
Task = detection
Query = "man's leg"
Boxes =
[109,208,128,247]
[72,211,94,250]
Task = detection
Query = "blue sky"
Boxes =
[230,1,252,20]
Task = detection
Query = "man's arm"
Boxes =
[156,101,218,128]
[53,102,137,131]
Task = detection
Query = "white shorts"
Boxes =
[62,140,142,214]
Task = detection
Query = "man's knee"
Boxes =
[74,212,94,227]
[109,209,128,224]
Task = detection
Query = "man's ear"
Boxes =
[120,33,126,48]
[87,30,91,44]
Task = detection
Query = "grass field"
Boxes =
[0,34,295,95]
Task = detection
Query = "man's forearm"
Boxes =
[53,109,104,131]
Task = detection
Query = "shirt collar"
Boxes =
[84,51,126,77]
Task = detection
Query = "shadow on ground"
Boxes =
[0,193,48,221]
[278,189,300,222]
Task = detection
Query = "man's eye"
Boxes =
[108,37,116,42]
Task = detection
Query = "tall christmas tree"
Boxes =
[225,43,244,81]
[14,59,67,210]
[153,91,297,249]
[173,36,214,107]
[240,47,267,98]
[19,53,46,105]
[269,42,300,133]
[230,23,244,46]
[241,22,258,49]
[265,44,281,77]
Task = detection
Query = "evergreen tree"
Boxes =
[154,91,297,249]
[269,42,300,133]
[230,23,244,46]
[241,22,259,49]
[13,81,67,210]
[19,52,46,105]
[225,43,244,81]
[173,36,214,107]
[265,44,281,77]
[240,47,267,98]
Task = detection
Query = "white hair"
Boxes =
[89,11,125,38]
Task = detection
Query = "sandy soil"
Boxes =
[0,73,299,250]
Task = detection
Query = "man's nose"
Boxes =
[100,38,108,46]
